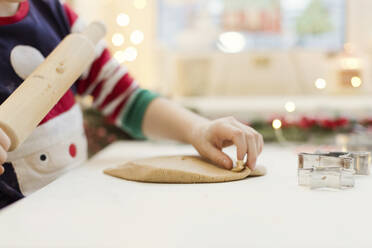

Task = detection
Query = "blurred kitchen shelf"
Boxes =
[176,95,372,120]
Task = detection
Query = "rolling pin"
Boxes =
[0,22,106,151]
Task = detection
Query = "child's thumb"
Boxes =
[0,165,4,175]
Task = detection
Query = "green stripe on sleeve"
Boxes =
[119,89,159,139]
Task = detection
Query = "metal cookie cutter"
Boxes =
[350,152,371,175]
[298,152,355,189]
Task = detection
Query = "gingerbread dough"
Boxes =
[104,156,266,183]
[231,160,245,172]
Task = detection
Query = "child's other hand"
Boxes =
[190,117,263,170]
[0,128,10,175]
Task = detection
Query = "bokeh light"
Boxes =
[123,47,138,62]
[112,33,125,47]
[315,78,327,89]
[134,0,147,9]
[341,58,360,70]
[116,13,130,27]
[351,76,362,88]
[114,50,126,63]
[272,119,282,130]
[130,30,144,45]
[217,32,246,53]
[285,101,296,113]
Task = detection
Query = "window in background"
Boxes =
[157,0,345,52]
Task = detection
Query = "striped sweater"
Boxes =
[0,0,157,139]
[0,0,158,208]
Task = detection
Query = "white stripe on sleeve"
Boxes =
[92,67,128,108]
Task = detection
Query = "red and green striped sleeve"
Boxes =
[63,4,158,139]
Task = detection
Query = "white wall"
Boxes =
[71,0,158,89]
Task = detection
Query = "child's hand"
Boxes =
[190,117,263,170]
[0,128,10,175]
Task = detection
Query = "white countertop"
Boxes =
[1,141,372,248]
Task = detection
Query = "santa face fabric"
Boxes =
[0,0,87,205]
[0,0,156,206]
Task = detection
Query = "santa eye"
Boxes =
[39,154,48,163]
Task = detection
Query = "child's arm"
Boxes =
[142,98,263,170]
[0,128,10,175]
[62,4,263,170]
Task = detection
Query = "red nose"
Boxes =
[69,143,77,158]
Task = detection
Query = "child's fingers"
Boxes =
[233,130,248,162]
[248,128,263,155]
[0,128,11,151]
[251,129,264,155]
[228,121,262,169]
[201,143,233,169]
[217,123,247,161]
[245,133,258,170]
[230,120,263,156]
[0,165,3,175]
[258,132,264,154]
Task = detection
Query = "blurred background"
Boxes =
[65,0,372,154]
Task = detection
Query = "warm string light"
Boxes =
[114,47,138,63]
[114,50,126,63]
[112,33,125,47]
[284,101,296,113]
[114,6,145,63]
[116,13,130,27]
[133,0,147,9]
[340,57,360,70]
[130,30,144,45]
[272,119,287,144]
[351,76,362,88]
[217,32,246,53]
[123,47,138,62]
[272,119,282,130]
[315,78,327,89]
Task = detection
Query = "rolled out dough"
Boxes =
[104,156,266,183]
